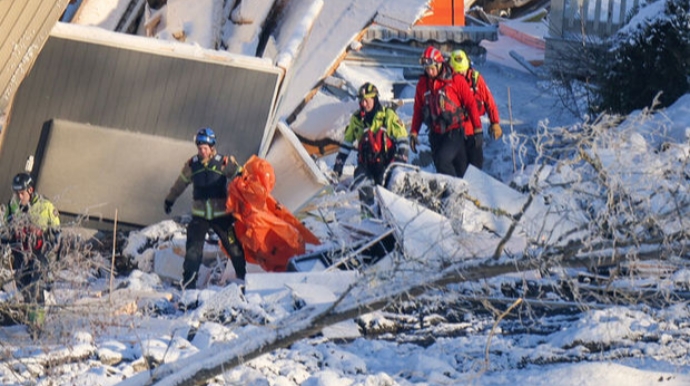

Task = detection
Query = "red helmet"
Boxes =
[420,46,444,67]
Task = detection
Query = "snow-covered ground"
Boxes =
[2,1,690,385]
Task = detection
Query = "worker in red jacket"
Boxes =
[410,46,482,178]
[450,49,503,170]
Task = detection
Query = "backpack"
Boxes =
[358,127,395,167]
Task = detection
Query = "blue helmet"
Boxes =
[195,127,216,147]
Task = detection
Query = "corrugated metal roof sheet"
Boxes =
[363,25,498,44]
[0,0,70,113]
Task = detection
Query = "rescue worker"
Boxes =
[410,46,482,178]
[2,172,60,325]
[332,82,409,186]
[164,128,246,288]
[449,49,503,170]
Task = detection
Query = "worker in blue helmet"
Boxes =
[164,128,246,289]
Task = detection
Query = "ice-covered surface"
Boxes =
[223,0,275,54]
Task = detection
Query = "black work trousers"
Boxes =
[12,248,48,304]
[184,215,246,288]
[429,129,483,178]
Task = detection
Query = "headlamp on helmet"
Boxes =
[195,127,216,147]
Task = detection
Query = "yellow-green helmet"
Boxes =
[357,82,379,100]
[450,50,470,73]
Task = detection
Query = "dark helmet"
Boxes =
[12,172,34,192]
[195,127,216,147]
[358,82,379,101]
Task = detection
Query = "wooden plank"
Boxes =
[287,27,370,124]
[0,0,69,112]
[581,0,590,32]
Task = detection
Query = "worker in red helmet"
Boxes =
[410,46,482,178]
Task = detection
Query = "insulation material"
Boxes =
[265,121,329,212]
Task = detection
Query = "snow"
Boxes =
[166,0,224,49]
[51,22,275,69]
[71,0,130,30]
[223,0,274,54]
[2,1,690,385]
[275,0,430,120]
[274,0,324,70]
[616,0,665,36]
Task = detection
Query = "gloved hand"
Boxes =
[473,129,483,149]
[164,200,173,214]
[229,155,244,176]
[489,123,503,139]
[333,153,347,178]
[410,133,419,153]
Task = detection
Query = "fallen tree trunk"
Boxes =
[116,230,688,386]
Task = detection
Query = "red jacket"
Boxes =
[411,64,482,137]
[465,68,499,125]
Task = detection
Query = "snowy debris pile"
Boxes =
[1,0,690,384]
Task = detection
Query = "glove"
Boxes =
[164,200,173,214]
[410,133,419,154]
[473,129,483,149]
[489,123,503,139]
[333,153,347,178]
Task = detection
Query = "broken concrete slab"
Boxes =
[376,186,503,265]
[245,271,358,299]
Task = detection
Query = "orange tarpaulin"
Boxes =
[225,155,320,272]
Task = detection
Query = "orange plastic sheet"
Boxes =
[225,155,320,272]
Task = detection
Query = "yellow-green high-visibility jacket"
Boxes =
[3,194,60,231]
[339,105,409,159]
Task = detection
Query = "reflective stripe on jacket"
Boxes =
[166,150,241,220]
[411,63,481,137]
[339,105,408,159]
